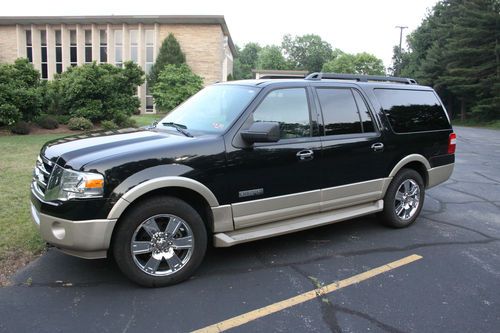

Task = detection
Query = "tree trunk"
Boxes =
[460,100,466,121]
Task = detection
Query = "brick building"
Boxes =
[0,15,235,113]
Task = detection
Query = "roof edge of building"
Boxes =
[0,14,236,54]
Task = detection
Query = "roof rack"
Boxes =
[305,72,418,85]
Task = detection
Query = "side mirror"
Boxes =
[241,122,280,144]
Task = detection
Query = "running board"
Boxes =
[213,200,383,247]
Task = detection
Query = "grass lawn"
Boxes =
[0,134,65,284]
[0,114,163,284]
[131,113,166,127]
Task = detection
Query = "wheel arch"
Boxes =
[388,154,431,188]
[107,177,219,227]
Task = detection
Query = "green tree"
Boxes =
[49,61,144,124]
[394,0,500,121]
[148,33,186,87]
[322,52,385,75]
[281,34,333,72]
[0,58,43,125]
[256,45,289,70]
[151,64,204,112]
[233,42,261,79]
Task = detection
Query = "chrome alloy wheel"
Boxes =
[131,214,194,276]
[394,179,421,220]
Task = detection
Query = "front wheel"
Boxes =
[112,196,207,287]
[380,168,425,228]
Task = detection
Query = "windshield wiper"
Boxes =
[161,122,193,137]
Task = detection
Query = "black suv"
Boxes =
[31,73,455,287]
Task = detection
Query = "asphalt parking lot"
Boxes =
[1,126,499,333]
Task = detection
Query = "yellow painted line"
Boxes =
[192,254,423,333]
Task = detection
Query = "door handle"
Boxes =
[296,150,314,160]
[371,142,384,152]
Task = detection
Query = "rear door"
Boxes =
[313,86,391,210]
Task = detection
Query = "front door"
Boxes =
[225,87,323,229]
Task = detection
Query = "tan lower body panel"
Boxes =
[231,179,388,230]
[31,203,116,259]
[214,199,383,247]
[427,163,454,188]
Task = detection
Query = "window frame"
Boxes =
[245,86,317,147]
[313,86,380,140]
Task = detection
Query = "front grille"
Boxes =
[33,156,54,196]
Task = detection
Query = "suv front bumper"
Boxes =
[30,203,116,259]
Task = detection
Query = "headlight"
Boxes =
[45,166,104,201]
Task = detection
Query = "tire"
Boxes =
[112,196,207,287]
[380,168,425,228]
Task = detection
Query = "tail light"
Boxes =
[448,132,457,154]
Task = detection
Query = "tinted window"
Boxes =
[317,88,362,135]
[253,88,311,139]
[352,90,375,132]
[374,89,450,133]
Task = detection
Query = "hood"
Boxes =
[41,128,198,170]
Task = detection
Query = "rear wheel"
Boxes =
[113,196,207,287]
[380,168,425,228]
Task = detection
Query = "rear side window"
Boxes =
[253,88,311,139]
[317,88,376,136]
[374,89,450,133]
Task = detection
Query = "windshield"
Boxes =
[158,84,259,134]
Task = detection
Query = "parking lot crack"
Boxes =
[290,266,407,333]
[474,171,500,184]
[121,295,137,333]
[291,265,341,333]
[330,304,407,333]
[423,217,499,240]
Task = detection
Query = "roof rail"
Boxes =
[305,72,418,85]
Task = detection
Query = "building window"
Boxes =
[85,30,92,63]
[145,30,155,112]
[99,30,107,62]
[55,30,62,74]
[26,30,33,62]
[70,30,77,67]
[130,30,138,63]
[40,30,48,79]
[145,30,154,74]
[114,30,123,67]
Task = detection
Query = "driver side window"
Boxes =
[253,88,311,139]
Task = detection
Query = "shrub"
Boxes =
[0,104,21,126]
[10,121,31,135]
[0,58,43,123]
[70,100,103,122]
[67,117,93,131]
[151,64,204,112]
[36,115,59,129]
[101,120,119,131]
[116,116,138,128]
[54,114,71,125]
[47,62,144,124]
